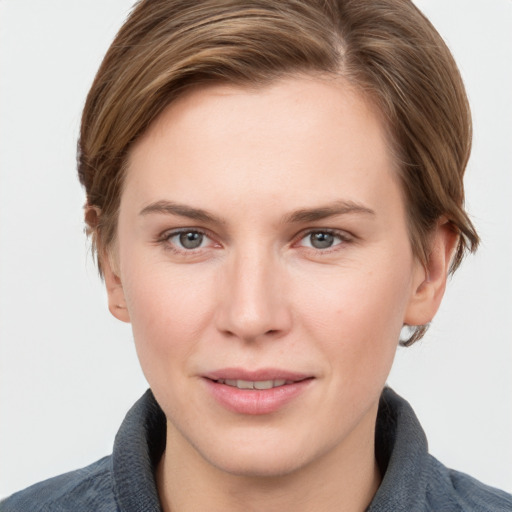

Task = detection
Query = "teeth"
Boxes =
[254,380,272,390]
[237,379,254,389]
[219,379,288,390]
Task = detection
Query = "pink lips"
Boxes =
[203,368,313,415]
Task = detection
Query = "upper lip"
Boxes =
[204,368,312,382]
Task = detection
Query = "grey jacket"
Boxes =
[2,388,511,511]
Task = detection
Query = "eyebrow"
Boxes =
[139,200,226,225]
[283,200,375,223]
[139,199,375,225]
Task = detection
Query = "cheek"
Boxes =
[291,253,414,369]
[121,259,218,373]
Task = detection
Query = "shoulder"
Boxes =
[424,455,512,512]
[0,456,120,512]
[371,388,512,512]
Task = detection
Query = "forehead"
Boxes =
[124,76,401,218]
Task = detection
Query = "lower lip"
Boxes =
[203,378,313,415]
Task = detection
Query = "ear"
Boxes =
[404,219,458,327]
[101,249,131,323]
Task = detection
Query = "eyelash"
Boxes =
[156,228,354,255]
[295,229,353,253]
[157,228,215,255]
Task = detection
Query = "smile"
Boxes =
[204,371,314,415]
[215,379,288,390]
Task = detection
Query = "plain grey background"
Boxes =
[1,0,511,498]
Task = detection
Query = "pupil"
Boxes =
[311,232,333,249]
[179,231,203,249]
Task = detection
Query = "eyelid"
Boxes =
[157,227,220,252]
[294,228,354,248]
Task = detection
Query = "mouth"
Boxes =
[213,378,295,390]
[203,369,314,415]
[204,368,312,387]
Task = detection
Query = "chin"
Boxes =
[197,433,321,480]
[211,452,309,479]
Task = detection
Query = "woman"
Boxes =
[2,0,511,510]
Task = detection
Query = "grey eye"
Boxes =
[178,231,204,249]
[298,230,345,250]
[309,232,335,249]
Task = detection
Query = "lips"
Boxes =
[203,368,314,415]
[205,368,310,382]
[217,379,288,390]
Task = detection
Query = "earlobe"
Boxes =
[101,250,131,324]
[404,220,458,327]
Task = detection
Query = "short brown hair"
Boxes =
[78,0,479,344]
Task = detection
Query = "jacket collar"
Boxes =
[367,387,430,511]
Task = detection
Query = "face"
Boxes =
[106,76,448,478]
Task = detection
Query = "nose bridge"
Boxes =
[216,242,291,341]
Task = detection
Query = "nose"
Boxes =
[215,247,293,342]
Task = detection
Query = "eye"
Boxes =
[167,230,210,250]
[298,230,346,250]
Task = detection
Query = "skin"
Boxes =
[103,76,456,512]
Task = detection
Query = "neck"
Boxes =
[157,404,381,512]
